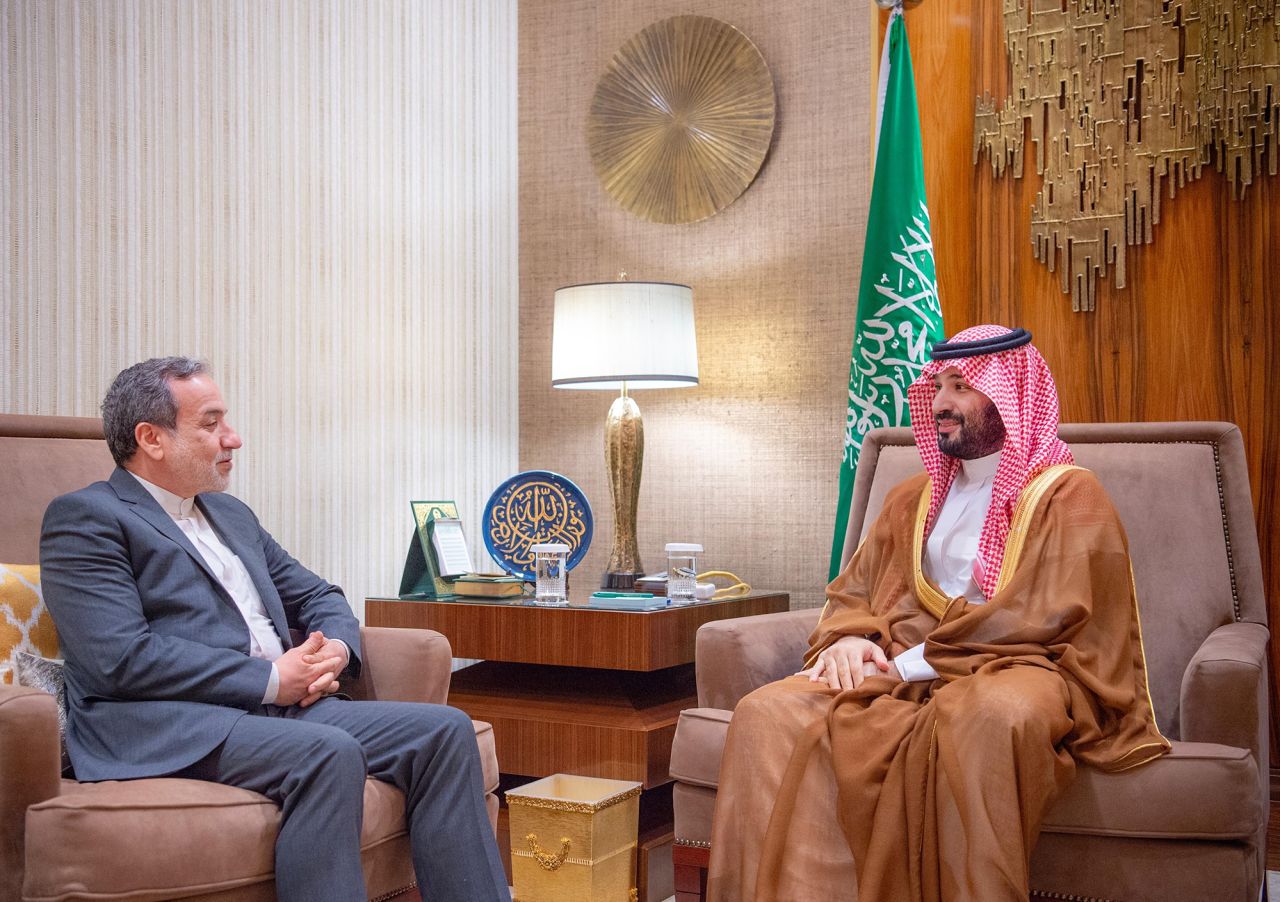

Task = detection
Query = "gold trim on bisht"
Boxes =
[912,481,951,619]
[913,464,1082,614]
[993,464,1081,593]
[996,467,1169,769]
[1103,562,1171,772]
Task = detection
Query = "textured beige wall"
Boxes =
[519,1,874,609]
[1,1,518,619]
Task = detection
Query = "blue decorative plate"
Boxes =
[482,470,593,580]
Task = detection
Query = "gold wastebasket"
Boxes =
[505,773,643,902]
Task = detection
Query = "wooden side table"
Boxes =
[365,589,790,900]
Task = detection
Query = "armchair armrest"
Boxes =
[347,626,454,705]
[0,683,63,902]
[1179,621,1270,757]
[696,608,822,710]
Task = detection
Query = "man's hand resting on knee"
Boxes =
[275,631,348,707]
[797,635,902,690]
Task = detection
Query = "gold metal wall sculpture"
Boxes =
[973,1,1280,311]
[587,16,776,224]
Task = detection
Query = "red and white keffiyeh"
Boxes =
[905,324,1073,599]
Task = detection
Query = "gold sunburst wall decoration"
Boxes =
[973,1,1280,312]
[587,15,777,224]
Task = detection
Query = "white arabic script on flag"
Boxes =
[843,202,938,463]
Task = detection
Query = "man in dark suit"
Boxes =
[40,357,509,902]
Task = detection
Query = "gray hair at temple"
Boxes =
[101,357,209,465]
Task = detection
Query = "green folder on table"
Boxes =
[587,592,667,611]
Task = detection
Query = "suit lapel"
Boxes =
[109,470,291,650]
[197,496,293,648]
[109,468,227,591]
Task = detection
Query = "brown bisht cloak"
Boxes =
[707,467,1168,902]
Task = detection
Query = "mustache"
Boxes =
[935,413,964,426]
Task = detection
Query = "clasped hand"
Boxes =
[275,630,347,707]
[796,635,901,691]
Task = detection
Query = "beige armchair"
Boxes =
[669,422,1269,902]
[0,414,501,902]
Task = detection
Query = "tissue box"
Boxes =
[506,773,642,902]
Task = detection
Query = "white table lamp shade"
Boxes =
[552,281,698,389]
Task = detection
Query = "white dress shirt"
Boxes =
[895,450,1001,682]
[131,473,286,702]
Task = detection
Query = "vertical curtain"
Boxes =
[1,0,519,618]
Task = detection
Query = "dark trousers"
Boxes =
[177,699,509,902]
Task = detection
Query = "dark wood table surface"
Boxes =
[366,589,791,673]
[366,589,790,786]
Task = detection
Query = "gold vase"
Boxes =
[602,390,644,589]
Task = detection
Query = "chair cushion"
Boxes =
[1041,741,1259,840]
[23,776,408,902]
[22,720,496,901]
[673,781,717,846]
[671,707,1259,842]
[669,708,732,789]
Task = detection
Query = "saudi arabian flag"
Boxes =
[828,7,944,580]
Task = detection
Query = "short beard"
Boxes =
[173,453,231,495]
[168,433,232,495]
[936,400,1006,460]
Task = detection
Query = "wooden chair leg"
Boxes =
[673,842,711,902]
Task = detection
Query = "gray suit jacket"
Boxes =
[39,467,363,781]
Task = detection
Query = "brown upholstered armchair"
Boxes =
[0,413,501,902]
[669,422,1270,902]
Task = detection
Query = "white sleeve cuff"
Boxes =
[894,642,939,682]
[263,662,280,705]
[334,639,351,670]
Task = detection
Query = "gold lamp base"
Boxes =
[602,388,644,589]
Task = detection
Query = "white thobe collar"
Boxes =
[924,449,1003,601]
[958,448,1001,483]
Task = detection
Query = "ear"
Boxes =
[133,422,166,461]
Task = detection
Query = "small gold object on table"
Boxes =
[506,773,642,902]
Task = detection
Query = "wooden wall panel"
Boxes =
[894,0,1279,756]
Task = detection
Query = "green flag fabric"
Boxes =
[829,9,944,580]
